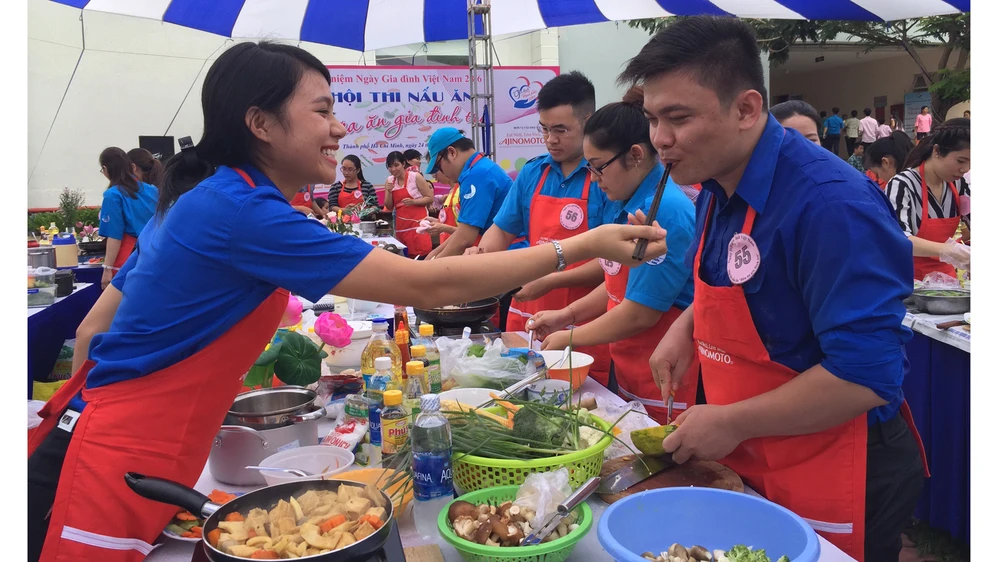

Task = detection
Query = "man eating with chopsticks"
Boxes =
[627,16,927,562]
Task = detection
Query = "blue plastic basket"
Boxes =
[597,488,821,562]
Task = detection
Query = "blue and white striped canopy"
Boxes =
[51,0,970,52]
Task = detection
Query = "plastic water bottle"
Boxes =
[411,394,454,541]
[413,324,442,393]
[365,356,395,467]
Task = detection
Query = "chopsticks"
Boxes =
[632,163,672,262]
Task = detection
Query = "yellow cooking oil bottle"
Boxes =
[361,319,402,390]
[381,390,409,456]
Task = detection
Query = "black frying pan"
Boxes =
[413,296,500,327]
[125,473,394,562]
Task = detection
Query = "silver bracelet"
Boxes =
[551,240,567,272]
[103,265,119,271]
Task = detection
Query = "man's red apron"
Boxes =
[29,168,289,562]
[602,259,698,424]
[112,235,137,270]
[692,195,928,561]
[912,163,962,280]
[289,185,313,208]
[337,181,365,209]
[390,171,432,257]
[506,166,611,385]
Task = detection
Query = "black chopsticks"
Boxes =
[632,162,672,261]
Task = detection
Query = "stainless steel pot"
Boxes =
[28,246,56,269]
[225,386,318,430]
[209,406,325,486]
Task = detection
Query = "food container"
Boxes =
[438,485,592,562]
[439,387,498,408]
[256,444,355,485]
[911,289,971,315]
[347,298,380,314]
[224,386,320,430]
[360,221,376,236]
[324,320,373,369]
[28,267,57,306]
[28,246,56,269]
[538,350,593,392]
[51,234,78,268]
[527,380,571,405]
[209,406,325,486]
[597,488,821,562]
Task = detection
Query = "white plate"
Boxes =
[161,525,202,543]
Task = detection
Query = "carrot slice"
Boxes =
[207,528,222,548]
[175,510,198,521]
[223,512,244,522]
[247,529,258,539]
[189,526,203,537]
[208,490,238,504]
[250,551,279,559]
[319,514,347,534]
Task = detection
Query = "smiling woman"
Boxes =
[27,41,669,562]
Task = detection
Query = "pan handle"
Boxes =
[215,425,268,448]
[124,472,220,518]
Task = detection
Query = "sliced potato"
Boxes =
[335,532,357,549]
[344,496,371,519]
[216,521,248,541]
[227,545,260,557]
[354,520,376,541]
[365,507,386,520]
[246,536,273,548]
[300,523,341,550]
[289,496,304,520]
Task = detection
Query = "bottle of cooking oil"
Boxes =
[381,390,408,456]
[361,319,402,387]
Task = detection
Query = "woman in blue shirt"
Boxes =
[27,41,666,562]
[527,99,699,422]
[98,147,158,289]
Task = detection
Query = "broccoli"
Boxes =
[725,545,777,562]
[511,407,572,448]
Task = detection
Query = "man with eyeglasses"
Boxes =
[468,71,613,386]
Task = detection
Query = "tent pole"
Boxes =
[164,39,230,137]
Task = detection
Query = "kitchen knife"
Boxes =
[520,477,601,546]
[597,455,675,495]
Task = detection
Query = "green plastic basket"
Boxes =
[452,415,612,492]
[437,485,592,562]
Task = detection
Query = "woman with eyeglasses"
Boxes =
[383,150,434,256]
[97,147,158,290]
[329,154,377,215]
[526,99,699,423]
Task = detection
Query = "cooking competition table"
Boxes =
[901,310,971,542]
[144,350,855,562]
[27,282,99,399]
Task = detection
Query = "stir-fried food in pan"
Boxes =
[206,484,387,559]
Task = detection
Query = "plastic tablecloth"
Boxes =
[27,283,100,399]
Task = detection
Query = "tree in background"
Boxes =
[628,14,969,119]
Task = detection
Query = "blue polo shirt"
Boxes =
[605,162,695,311]
[493,154,609,239]
[686,114,914,425]
[99,182,158,239]
[824,115,844,135]
[69,165,373,412]
[457,154,527,249]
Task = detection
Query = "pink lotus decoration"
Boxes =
[351,214,361,224]
[280,294,303,327]
[314,312,354,348]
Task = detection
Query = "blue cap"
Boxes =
[424,127,465,175]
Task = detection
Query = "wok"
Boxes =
[125,473,394,562]
[413,296,499,327]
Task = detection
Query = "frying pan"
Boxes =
[125,473,394,562]
[413,296,499,327]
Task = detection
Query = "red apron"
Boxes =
[337,181,365,209]
[439,183,462,245]
[29,168,289,562]
[912,163,962,280]
[692,195,928,561]
[112,234,137,270]
[506,166,611,385]
[289,185,313,208]
[390,171,432,257]
[602,259,698,424]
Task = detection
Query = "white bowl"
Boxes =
[325,321,373,369]
[347,298,380,313]
[257,445,355,486]
[526,379,571,405]
[438,387,497,408]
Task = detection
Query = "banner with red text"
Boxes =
[328,66,558,187]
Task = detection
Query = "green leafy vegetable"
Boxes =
[466,344,486,358]
[726,545,776,562]
[273,331,327,386]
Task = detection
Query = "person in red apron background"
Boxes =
[428,171,460,244]
[527,100,698,422]
[383,150,434,257]
[468,71,613,385]
[329,154,378,216]
[28,41,670,562]
[623,18,928,562]
[424,128,526,260]
[884,119,971,279]
[97,147,158,290]
[403,148,424,173]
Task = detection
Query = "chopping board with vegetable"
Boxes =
[598,455,743,504]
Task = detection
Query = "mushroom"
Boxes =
[473,518,493,544]
[689,545,712,561]
[452,515,480,541]
[668,544,689,560]
[447,501,479,524]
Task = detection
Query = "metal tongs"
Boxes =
[520,477,601,545]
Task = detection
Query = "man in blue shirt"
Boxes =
[423,128,525,259]
[620,17,924,562]
[822,106,845,157]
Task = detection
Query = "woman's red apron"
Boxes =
[390,171,432,257]
[337,181,365,209]
[601,259,698,424]
[28,168,289,562]
[289,185,313,208]
[506,166,611,385]
[691,195,928,561]
[912,163,962,280]
[112,235,137,270]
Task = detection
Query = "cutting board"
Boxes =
[598,454,744,504]
[404,544,445,562]
[501,332,529,348]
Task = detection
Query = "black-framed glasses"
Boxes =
[585,150,628,177]
[429,153,444,174]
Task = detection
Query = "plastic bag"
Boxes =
[513,468,572,530]
[435,337,539,390]
[920,271,962,290]
[589,399,659,460]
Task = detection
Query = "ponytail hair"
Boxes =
[127,148,165,187]
[866,131,913,176]
[99,147,140,198]
[157,41,331,216]
[584,100,653,156]
[904,118,970,170]
[342,154,367,183]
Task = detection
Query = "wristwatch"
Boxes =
[551,240,567,272]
